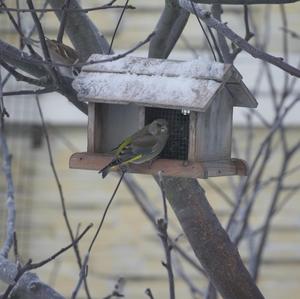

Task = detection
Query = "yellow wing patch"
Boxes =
[123,154,142,164]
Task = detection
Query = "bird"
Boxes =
[99,119,169,178]
[45,38,80,77]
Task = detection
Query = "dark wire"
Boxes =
[190,0,217,62]
[109,0,130,54]
[88,171,125,253]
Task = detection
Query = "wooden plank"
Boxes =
[226,79,258,108]
[195,90,232,161]
[69,152,248,178]
[73,55,257,110]
[138,106,145,129]
[188,111,197,161]
[74,72,221,112]
[87,103,102,152]
[99,103,143,152]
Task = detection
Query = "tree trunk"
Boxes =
[162,177,265,299]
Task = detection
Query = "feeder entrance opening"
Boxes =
[145,107,189,160]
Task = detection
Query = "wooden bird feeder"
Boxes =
[70,55,258,178]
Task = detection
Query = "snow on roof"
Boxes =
[72,55,257,111]
[83,54,227,81]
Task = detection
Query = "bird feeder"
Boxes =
[69,55,257,178]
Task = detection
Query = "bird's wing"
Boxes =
[111,137,132,156]
[116,134,157,163]
[131,134,157,152]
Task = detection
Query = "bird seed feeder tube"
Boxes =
[70,55,258,178]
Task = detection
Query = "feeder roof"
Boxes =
[73,55,257,112]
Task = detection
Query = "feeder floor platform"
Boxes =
[69,153,248,178]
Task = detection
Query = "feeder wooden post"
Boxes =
[88,102,102,153]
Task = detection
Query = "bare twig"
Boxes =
[179,0,300,77]
[206,179,234,207]
[88,172,125,253]
[0,58,48,87]
[157,172,175,299]
[30,224,92,271]
[26,0,58,83]
[71,171,125,299]
[280,27,300,39]
[109,0,130,54]
[123,174,206,276]
[0,4,135,13]
[227,96,300,234]
[0,31,155,71]
[231,5,255,59]
[56,0,72,43]
[145,288,155,299]
[3,88,57,97]
[0,67,9,119]
[211,4,231,63]
[2,224,92,299]
[102,278,125,299]
[190,0,217,61]
[35,95,92,299]
[0,0,38,56]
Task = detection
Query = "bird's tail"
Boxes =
[98,159,120,178]
[98,165,110,178]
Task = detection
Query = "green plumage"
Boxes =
[99,119,169,178]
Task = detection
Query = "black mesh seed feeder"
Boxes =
[69,55,258,178]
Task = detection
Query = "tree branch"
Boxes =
[0,39,48,79]
[0,255,65,299]
[157,172,175,299]
[162,177,265,299]
[149,0,189,58]
[178,0,300,77]
[48,0,111,58]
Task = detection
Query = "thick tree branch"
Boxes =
[162,177,265,299]
[0,40,87,114]
[178,0,300,77]
[48,0,111,58]
[0,255,65,299]
[148,5,264,297]
[149,0,189,58]
[0,39,48,79]
[56,0,72,43]
[211,4,232,63]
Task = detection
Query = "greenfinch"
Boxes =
[99,119,169,178]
